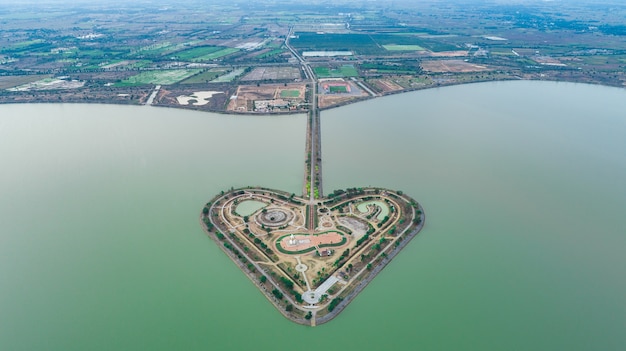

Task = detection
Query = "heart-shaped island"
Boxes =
[201,186,424,326]
[200,56,424,326]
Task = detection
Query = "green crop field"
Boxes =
[180,68,230,84]
[291,33,383,55]
[116,69,201,86]
[256,49,284,58]
[383,44,425,51]
[193,48,239,61]
[174,46,222,60]
[314,65,359,78]
[9,39,45,50]
[280,89,301,98]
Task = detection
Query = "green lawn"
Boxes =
[115,69,201,86]
[314,65,358,78]
[383,44,425,51]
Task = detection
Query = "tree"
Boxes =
[260,275,267,283]
[305,311,312,320]
[286,304,293,312]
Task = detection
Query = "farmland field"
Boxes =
[180,68,230,84]
[291,33,383,55]
[116,69,201,86]
[372,34,459,52]
[194,48,239,61]
[383,45,425,51]
[174,46,223,60]
[0,75,51,89]
[211,68,247,83]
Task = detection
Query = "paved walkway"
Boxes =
[302,275,340,304]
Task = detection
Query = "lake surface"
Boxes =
[1,81,625,350]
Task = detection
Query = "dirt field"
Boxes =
[369,79,404,93]
[428,50,470,57]
[0,75,51,89]
[421,59,489,73]
[227,83,306,112]
[240,66,302,81]
[318,95,364,109]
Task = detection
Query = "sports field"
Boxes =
[280,89,301,98]
[314,65,358,78]
[329,86,348,93]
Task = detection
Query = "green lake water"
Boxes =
[356,200,389,220]
[1,81,625,350]
[235,200,267,216]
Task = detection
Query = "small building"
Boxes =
[318,249,333,257]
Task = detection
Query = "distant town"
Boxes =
[1,0,625,113]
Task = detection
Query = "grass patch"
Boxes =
[383,44,425,51]
[116,69,201,86]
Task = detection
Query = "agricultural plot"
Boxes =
[174,46,223,60]
[255,49,285,59]
[369,79,405,93]
[7,77,84,91]
[194,48,239,61]
[372,34,459,53]
[116,69,201,86]
[210,68,247,83]
[383,45,425,51]
[240,66,301,81]
[180,68,230,84]
[421,60,489,73]
[132,42,198,59]
[290,33,383,55]
[360,62,421,75]
[314,65,358,78]
[0,75,51,90]
[170,46,239,61]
